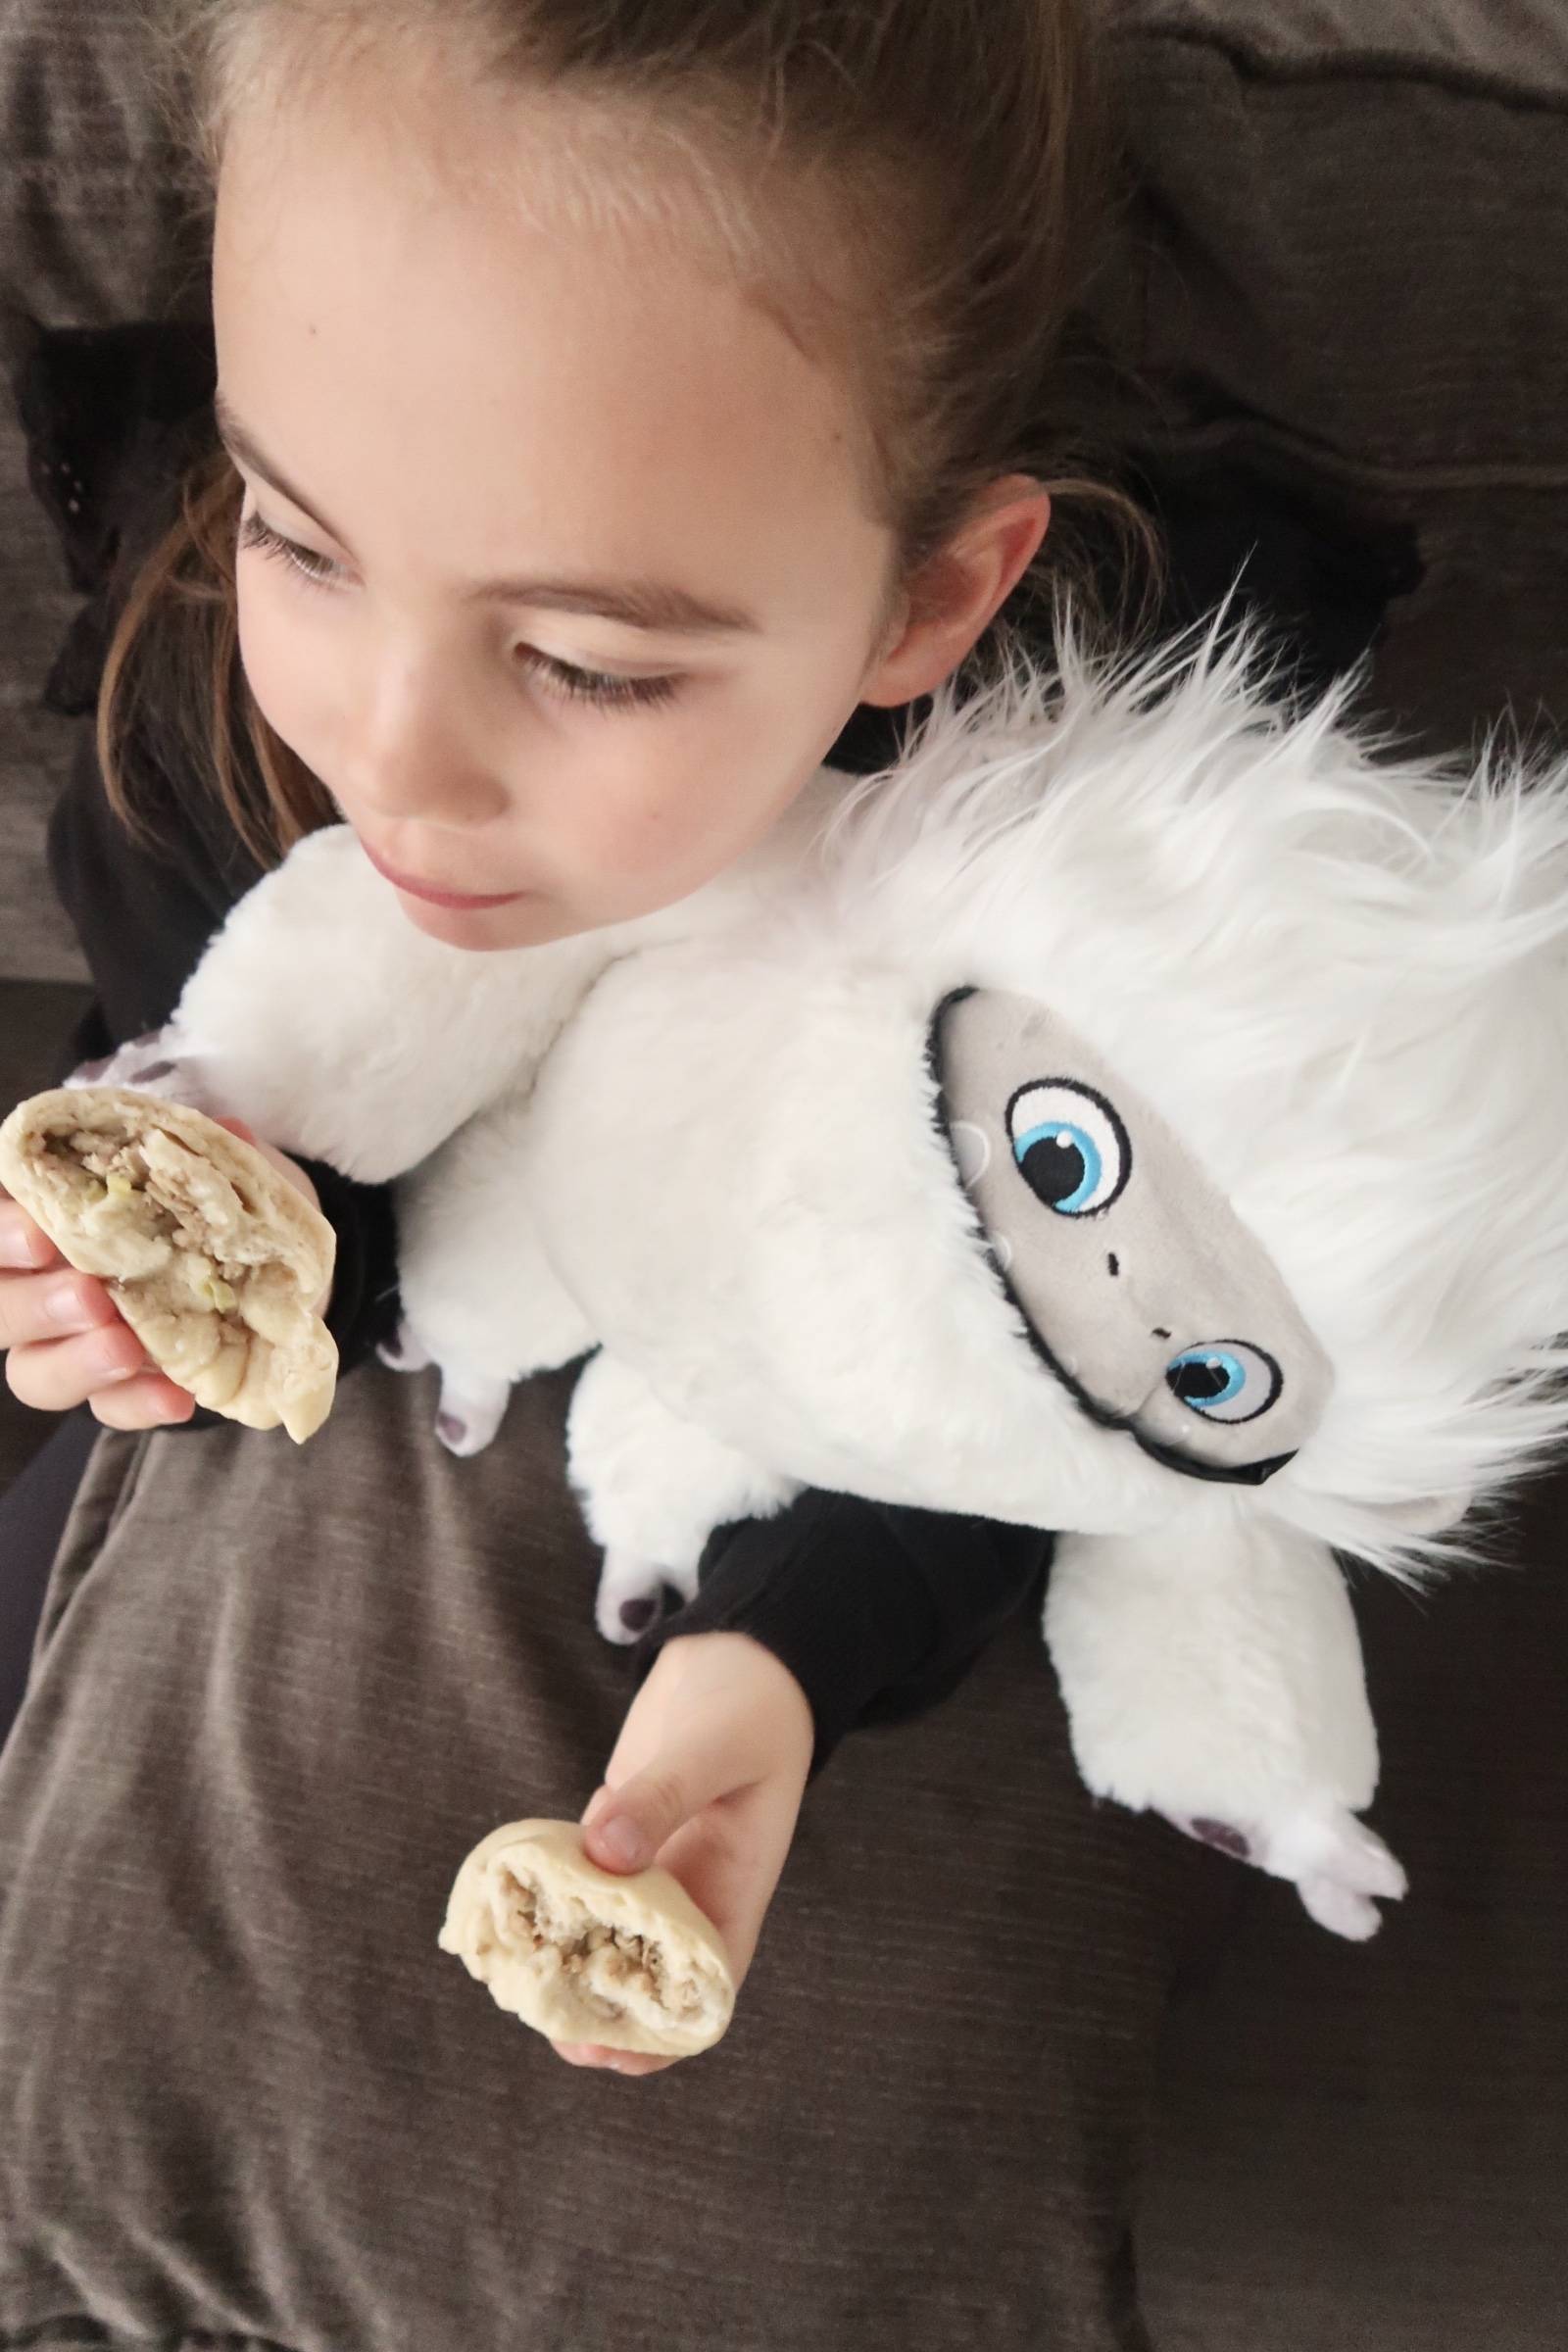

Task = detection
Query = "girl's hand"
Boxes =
[0,1113,321,1430]
[554,1630,815,2078]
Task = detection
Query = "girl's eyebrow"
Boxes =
[214,391,760,637]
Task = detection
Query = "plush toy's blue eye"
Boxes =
[1006,1079,1130,1215]
[1165,1341,1282,1424]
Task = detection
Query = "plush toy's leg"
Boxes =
[377,1320,433,1375]
[1043,1509,1406,1940]
[392,1098,600,1457]
[565,1350,798,1644]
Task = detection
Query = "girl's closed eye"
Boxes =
[236,511,682,711]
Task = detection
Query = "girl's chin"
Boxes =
[394,888,577,952]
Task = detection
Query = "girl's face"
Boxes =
[211,68,945,952]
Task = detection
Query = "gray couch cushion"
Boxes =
[1097,0,1568,752]
[1102,0,1568,478]
[0,1363,1239,2352]
[1116,0,1568,91]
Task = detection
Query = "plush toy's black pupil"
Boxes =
[1022,1135,1085,1205]
[1170,1358,1228,1404]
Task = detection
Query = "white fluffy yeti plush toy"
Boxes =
[91,626,1568,1942]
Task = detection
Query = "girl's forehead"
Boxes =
[218,72,838,419]
[212,85,891,619]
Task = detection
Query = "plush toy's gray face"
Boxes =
[933,989,1333,1485]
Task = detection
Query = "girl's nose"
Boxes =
[352,645,513,827]
[356,752,511,830]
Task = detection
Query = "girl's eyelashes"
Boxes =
[511,644,681,711]
[239,510,346,592]
[236,511,683,712]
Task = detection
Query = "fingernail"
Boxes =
[590,1815,647,1873]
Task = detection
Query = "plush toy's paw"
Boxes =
[1165,1799,1407,1941]
[595,1546,698,1645]
[432,1370,513,1458]
[376,1318,433,1375]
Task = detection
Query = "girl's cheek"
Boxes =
[235,588,335,770]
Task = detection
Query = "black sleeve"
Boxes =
[632,1492,1052,1779]
[44,725,401,1381]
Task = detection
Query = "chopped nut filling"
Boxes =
[493,1868,707,2024]
[36,1122,259,1325]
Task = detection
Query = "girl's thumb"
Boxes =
[582,1751,730,1876]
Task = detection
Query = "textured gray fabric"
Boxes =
[1108,0,1568,93]
[1139,1460,1568,2350]
[1096,8,1568,487]
[0,1361,1237,2352]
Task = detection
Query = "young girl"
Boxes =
[0,0,1140,2083]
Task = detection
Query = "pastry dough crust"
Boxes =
[0,1087,337,1442]
[439,1818,735,2056]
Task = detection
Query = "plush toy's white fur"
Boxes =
[94,618,1568,1941]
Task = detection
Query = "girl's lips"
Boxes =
[359,838,529,909]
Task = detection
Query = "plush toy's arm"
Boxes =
[123,826,618,1180]
[1043,1506,1406,1939]
[80,803,826,1182]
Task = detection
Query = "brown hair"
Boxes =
[102,0,1154,869]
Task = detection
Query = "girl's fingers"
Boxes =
[550,2041,675,2077]
[0,1268,118,1359]
[89,1370,198,1430]
[6,1321,149,1413]
[0,1199,61,1272]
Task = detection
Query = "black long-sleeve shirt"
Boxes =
[27,317,1051,1779]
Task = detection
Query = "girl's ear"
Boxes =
[859,476,1052,708]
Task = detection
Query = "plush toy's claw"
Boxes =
[377,1319,433,1375]
[1165,1799,1407,1940]
[595,1547,696,1645]
[1298,1876,1383,1941]
[433,1372,512,1457]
